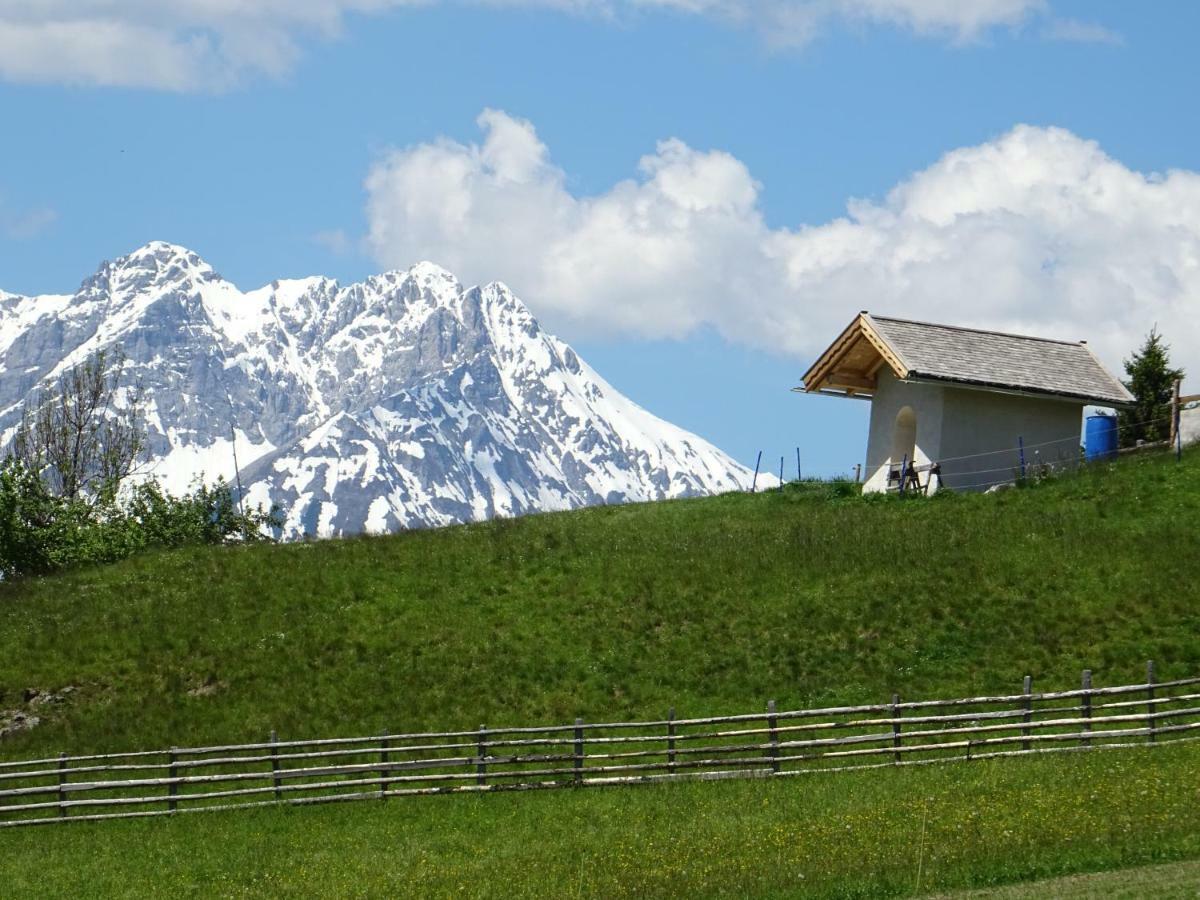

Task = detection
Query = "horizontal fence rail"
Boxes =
[1,663,1197,828]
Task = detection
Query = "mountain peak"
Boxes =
[120,241,212,272]
[363,260,460,297]
[407,260,460,283]
[2,247,755,540]
[79,241,219,298]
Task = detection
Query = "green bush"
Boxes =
[0,457,278,580]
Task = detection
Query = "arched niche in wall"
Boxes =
[892,405,917,467]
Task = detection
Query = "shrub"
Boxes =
[0,458,278,580]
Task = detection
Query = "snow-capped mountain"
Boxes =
[0,242,757,538]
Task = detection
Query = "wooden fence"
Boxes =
[2,663,1198,828]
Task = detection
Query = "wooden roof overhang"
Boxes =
[797,312,908,399]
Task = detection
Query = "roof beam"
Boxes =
[829,370,876,391]
[801,317,865,391]
[801,312,910,395]
[858,316,910,379]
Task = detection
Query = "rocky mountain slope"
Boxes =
[0,242,756,537]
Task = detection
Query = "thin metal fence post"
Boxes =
[899,455,908,496]
[796,447,802,482]
[57,752,67,818]
[573,718,584,785]
[767,700,780,774]
[1081,670,1092,748]
[1018,437,1027,479]
[1021,676,1032,752]
[779,457,785,493]
[667,708,677,774]
[751,452,762,493]
[168,747,179,812]
[1147,661,1157,744]
[891,693,902,763]
[269,730,282,801]
[477,725,487,787]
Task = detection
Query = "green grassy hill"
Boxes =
[3,451,1200,899]
[1,450,1197,760]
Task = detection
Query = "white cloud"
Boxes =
[1040,16,1123,45]
[610,0,1045,48]
[0,1,413,90]
[365,110,1200,380]
[313,228,353,255]
[0,196,58,239]
[0,0,1098,90]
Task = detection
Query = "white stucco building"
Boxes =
[1181,393,1200,448]
[800,313,1134,493]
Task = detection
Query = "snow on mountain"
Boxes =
[0,242,759,538]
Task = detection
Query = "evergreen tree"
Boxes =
[1117,328,1184,447]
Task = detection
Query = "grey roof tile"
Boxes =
[869,315,1134,406]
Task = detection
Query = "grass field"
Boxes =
[1,451,1198,897]
[1,741,1197,898]
[1,450,1196,759]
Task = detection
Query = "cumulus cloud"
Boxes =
[0,0,1096,90]
[365,110,1200,378]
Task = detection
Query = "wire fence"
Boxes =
[1,664,1197,829]
[754,410,1185,494]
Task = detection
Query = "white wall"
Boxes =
[862,369,945,493]
[861,375,1084,493]
[1182,400,1200,447]
[938,388,1083,491]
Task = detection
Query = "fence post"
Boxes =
[667,708,677,774]
[751,452,762,493]
[477,725,487,787]
[57,752,67,819]
[891,693,902,764]
[379,734,390,798]
[898,455,908,495]
[854,463,862,484]
[168,747,179,813]
[574,718,584,785]
[767,700,780,774]
[796,448,802,482]
[1081,670,1092,748]
[1018,437,1027,479]
[1021,676,1032,752]
[1170,384,1179,448]
[779,457,785,493]
[1147,661,1157,744]
[269,730,282,801]
[1175,379,1184,462]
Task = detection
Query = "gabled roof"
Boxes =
[800,312,1134,407]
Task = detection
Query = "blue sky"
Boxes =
[2,0,1199,474]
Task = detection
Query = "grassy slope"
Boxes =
[2,452,1199,898]
[937,857,1200,899]
[1,742,1198,898]
[1,451,1198,759]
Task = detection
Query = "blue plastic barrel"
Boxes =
[1085,414,1118,461]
